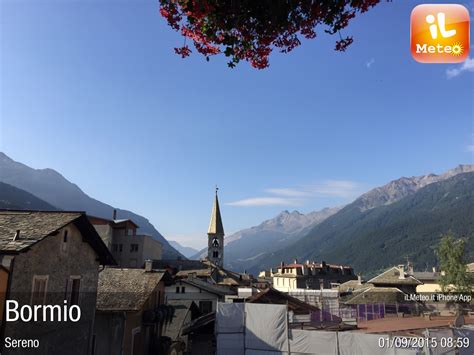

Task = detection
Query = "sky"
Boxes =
[1,0,473,249]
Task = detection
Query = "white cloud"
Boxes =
[267,180,361,199]
[366,58,375,68]
[265,188,309,197]
[446,57,474,79]
[227,180,362,207]
[226,197,303,207]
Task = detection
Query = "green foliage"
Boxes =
[436,234,472,293]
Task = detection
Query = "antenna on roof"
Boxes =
[215,185,219,194]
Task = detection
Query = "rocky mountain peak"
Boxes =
[357,164,474,211]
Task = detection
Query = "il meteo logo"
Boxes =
[411,4,470,63]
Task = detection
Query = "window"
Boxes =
[181,286,185,293]
[61,230,68,253]
[119,244,123,252]
[213,251,219,258]
[199,300,213,314]
[176,286,180,293]
[127,228,135,236]
[131,327,141,355]
[130,244,139,252]
[212,238,219,247]
[31,275,48,305]
[70,277,81,305]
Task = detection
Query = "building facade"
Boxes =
[165,276,234,314]
[0,210,114,355]
[95,263,171,355]
[271,261,357,291]
[89,215,162,268]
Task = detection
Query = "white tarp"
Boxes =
[216,302,425,355]
[289,329,337,354]
[424,328,455,355]
[338,332,419,355]
[216,333,244,355]
[245,303,289,352]
[453,326,474,355]
[216,302,245,333]
[338,332,395,355]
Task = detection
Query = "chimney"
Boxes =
[432,266,437,273]
[398,264,405,279]
[113,209,117,220]
[407,262,414,275]
[306,260,310,265]
[12,230,20,241]
[319,279,324,290]
[357,274,362,285]
[294,258,298,264]
[144,260,153,272]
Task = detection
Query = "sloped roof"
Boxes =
[152,259,207,272]
[246,287,320,315]
[181,278,235,296]
[88,215,139,228]
[0,210,114,264]
[344,287,408,305]
[176,269,212,278]
[208,191,224,235]
[411,271,440,282]
[163,300,199,340]
[339,280,374,294]
[368,267,422,286]
[97,268,165,311]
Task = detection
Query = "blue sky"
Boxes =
[1,0,473,249]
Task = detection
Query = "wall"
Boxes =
[90,219,114,249]
[121,281,165,355]
[165,282,219,312]
[94,312,125,355]
[111,235,162,268]
[142,236,163,263]
[4,224,100,355]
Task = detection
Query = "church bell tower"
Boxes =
[208,187,224,267]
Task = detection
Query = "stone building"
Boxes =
[89,213,162,268]
[0,210,114,355]
[367,265,422,295]
[94,262,172,355]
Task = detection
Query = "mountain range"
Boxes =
[1,151,472,276]
[191,207,341,270]
[169,240,199,258]
[0,152,181,258]
[0,182,57,210]
[253,167,474,277]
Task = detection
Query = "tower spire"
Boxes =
[207,187,224,267]
[208,187,224,235]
